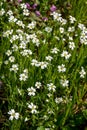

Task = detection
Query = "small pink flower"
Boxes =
[50,5,57,12]
[18,0,22,3]
[26,3,31,9]
[32,4,38,9]
[35,11,41,16]
[42,17,48,22]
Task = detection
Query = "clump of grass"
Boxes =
[0,0,87,130]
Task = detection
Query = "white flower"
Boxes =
[55,97,63,104]
[19,73,28,81]
[20,49,32,57]
[59,27,64,33]
[79,67,86,78]
[61,50,71,60]
[63,38,66,41]
[16,20,25,28]
[20,3,27,9]
[69,15,76,23]
[10,35,19,43]
[78,23,86,30]
[10,64,18,73]
[4,60,9,65]
[68,27,75,32]
[32,37,39,43]
[51,12,61,21]
[80,29,87,45]
[7,10,13,15]
[69,42,75,50]
[32,37,40,47]
[23,69,28,74]
[9,56,15,62]
[16,29,23,34]
[43,39,46,44]
[0,2,3,6]
[18,34,24,41]
[46,56,53,61]
[9,0,13,2]
[45,27,52,33]
[39,61,48,69]
[46,99,49,102]
[8,15,17,22]
[18,89,23,96]
[27,87,36,96]
[6,50,12,56]
[61,18,67,25]
[0,8,5,16]
[28,103,37,114]
[31,59,40,67]
[47,93,52,97]
[58,64,66,73]
[3,30,13,37]
[35,82,41,89]
[19,42,26,49]
[47,83,56,92]
[27,21,36,29]
[8,109,19,120]
[11,35,19,40]
[23,9,30,16]
[51,47,59,54]
[29,33,37,39]
[12,44,18,51]
[47,109,54,114]
[69,36,73,41]
[60,79,69,87]
[24,117,29,122]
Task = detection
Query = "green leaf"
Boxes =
[36,0,40,5]
[37,126,45,130]
[83,110,87,119]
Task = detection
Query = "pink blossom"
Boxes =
[18,0,22,3]
[35,11,41,16]
[26,3,31,9]
[32,4,38,9]
[50,5,57,12]
[42,17,48,22]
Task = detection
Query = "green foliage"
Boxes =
[37,126,45,130]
